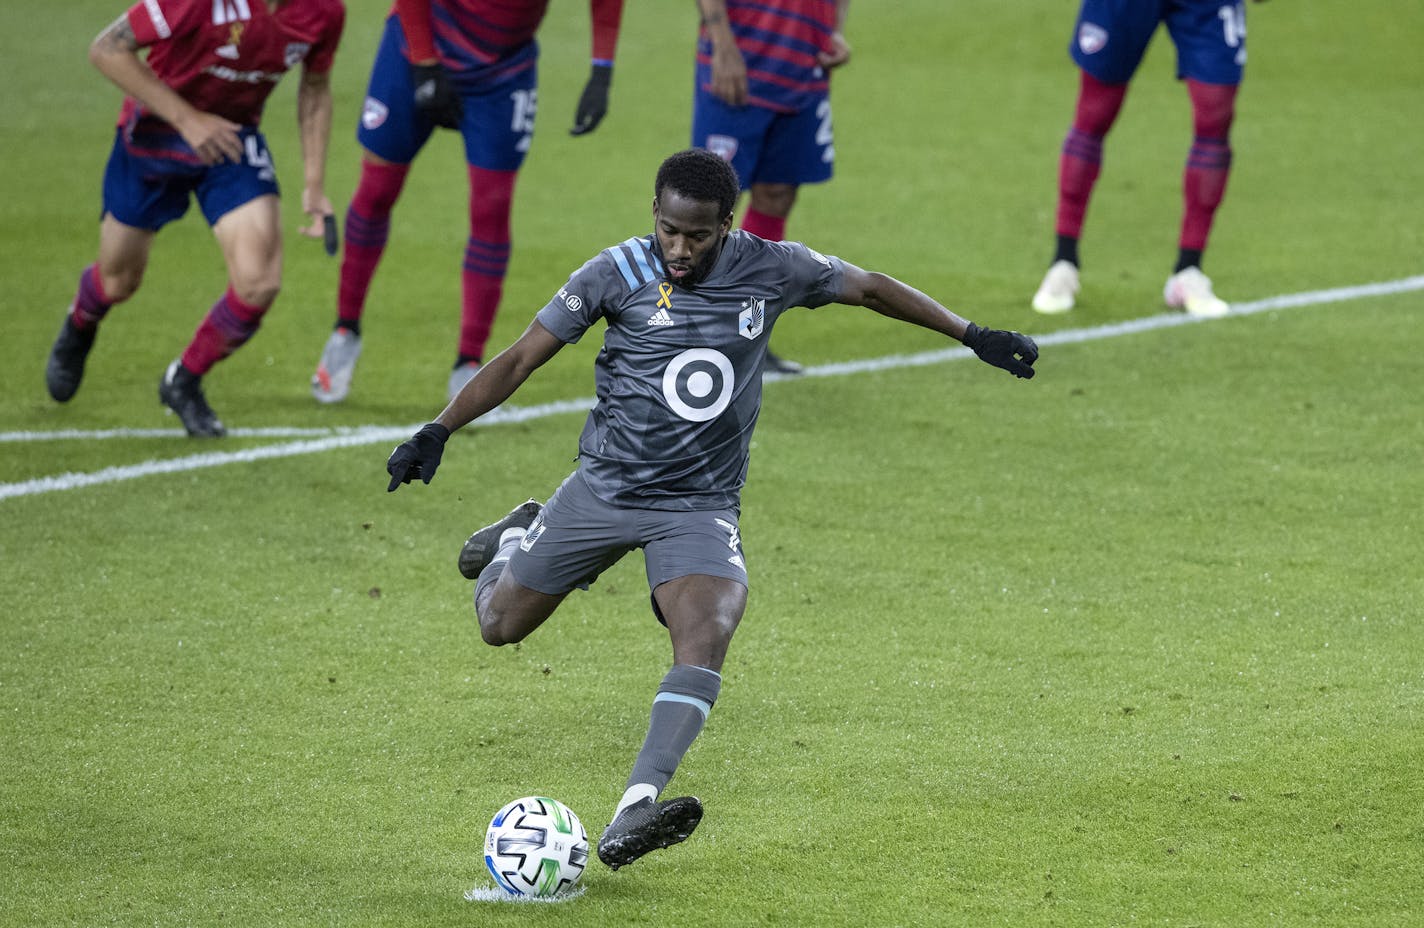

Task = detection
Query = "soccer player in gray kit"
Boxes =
[386,147,1038,870]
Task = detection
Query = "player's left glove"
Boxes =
[412,63,462,129]
[569,64,612,136]
[386,423,451,492]
[962,323,1039,379]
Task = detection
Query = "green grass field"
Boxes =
[3,2,1422,925]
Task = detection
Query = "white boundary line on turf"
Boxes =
[3,274,1421,503]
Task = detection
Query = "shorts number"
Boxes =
[244,134,275,182]
[1218,3,1246,48]
[511,88,537,153]
[815,99,834,164]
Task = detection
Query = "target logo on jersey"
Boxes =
[662,348,734,422]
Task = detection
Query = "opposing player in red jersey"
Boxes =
[1032,0,1268,318]
[44,0,346,437]
[693,0,851,375]
[310,0,625,405]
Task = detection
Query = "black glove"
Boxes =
[569,63,612,136]
[386,423,451,492]
[412,63,462,129]
[962,323,1039,379]
[322,214,338,257]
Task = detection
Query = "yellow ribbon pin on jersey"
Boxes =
[657,282,674,309]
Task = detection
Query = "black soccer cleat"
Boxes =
[159,361,226,438]
[45,315,98,402]
[457,499,541,579]
[763,350,804,376]
[596,796,704,871]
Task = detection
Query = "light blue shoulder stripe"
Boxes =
[628,238,663,280]
[608,245,640,290]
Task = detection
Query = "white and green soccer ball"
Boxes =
[484,796,588,897]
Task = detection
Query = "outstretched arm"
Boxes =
[836,262,1038,378]
[89,13,242,164]
[386,320,567,490]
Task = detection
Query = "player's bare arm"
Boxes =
[435,320,566,433]
[296,68,335,239]
[836,261,1038,378]
[89,13,242,165]
[835,262,970,341]
[696,0,748,106]
[818,0,851,70]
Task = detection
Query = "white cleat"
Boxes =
[447,360,480,401]
[1164,267,1229,318]
[1032,260,1080,314]
[312,327,362,404]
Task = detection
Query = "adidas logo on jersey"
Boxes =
[646,307,674,327]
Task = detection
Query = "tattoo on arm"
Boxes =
[94,14,141,54]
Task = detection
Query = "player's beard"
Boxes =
[655,234,724,289]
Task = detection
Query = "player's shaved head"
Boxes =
[655,149,740,221]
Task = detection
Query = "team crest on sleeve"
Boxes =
[738,298,765,340]
[362,98,388,130]
[1078,22,1108,54]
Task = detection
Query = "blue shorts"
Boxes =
[102,127,279,230]
[357,16,537,170]
[692,90,834,189]
[1070,0,1248,85]
[506,470,749,612]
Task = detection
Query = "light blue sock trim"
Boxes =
[653,691,711,719]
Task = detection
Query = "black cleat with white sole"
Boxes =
[457,499,541,579]
[159,360,226,438]
[597,796,704,870]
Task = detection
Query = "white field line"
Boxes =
[3,274,1421,503]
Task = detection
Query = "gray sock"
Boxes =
[624,664,722,797]
[474,529,524,617]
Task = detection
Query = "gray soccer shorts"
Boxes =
[506,470,749,602]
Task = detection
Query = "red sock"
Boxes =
[338,159,411,326]
[181,286,269,375]
[1180,79,1236,252]
[1055,71,1128,239]
[740,207,787,242]
[459,165,517,362]
[70,262,115,330]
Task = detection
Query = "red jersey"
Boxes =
[121,0,346,132]
[391,0,619,73]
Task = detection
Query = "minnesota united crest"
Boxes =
[738,297,765,340]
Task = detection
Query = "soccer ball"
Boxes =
[484,796,589,897]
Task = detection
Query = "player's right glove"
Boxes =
[411,63,462,129]
[386,423,451,492]
[962,323,1039,379]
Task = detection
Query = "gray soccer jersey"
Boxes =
[534,230,844,510]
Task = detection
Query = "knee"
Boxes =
[231,275,280,310]
[101,266,143,303]
[749,183,796,218]
[477,606,528,647]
